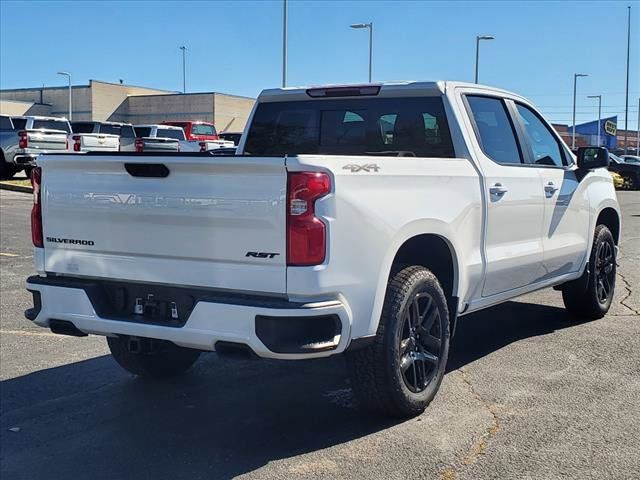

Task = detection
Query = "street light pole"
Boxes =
[636,97,639,155]
[587,95,602,146]
[350,22,373,83]
[179,46,187,93]
[572,73,588,149]
[475,35,495,84]
[282,0,288,88]
[623,5,631,154]
[57,71,72,121]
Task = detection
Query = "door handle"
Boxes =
[489,183,508,196]
[544,181,559,195]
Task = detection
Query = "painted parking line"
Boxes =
[0,252,19,257]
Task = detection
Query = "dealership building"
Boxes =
[0,79,255,133]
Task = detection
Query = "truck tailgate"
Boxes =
[142,137,180,152]
[27,130,68,151]
[77,133,119,152]
[40,154,287,294]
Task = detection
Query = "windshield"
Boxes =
[32,119,71,132]
[244,96,454,157]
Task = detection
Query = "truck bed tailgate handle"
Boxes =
[124,163,170,178]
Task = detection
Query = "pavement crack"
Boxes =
[616,271,639,316]
[439,368,501,480]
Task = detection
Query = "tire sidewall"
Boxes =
[587,226,616,314]
[384,269,450,412]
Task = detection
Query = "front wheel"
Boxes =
[347,266,450,418]
[562,225,616,319]
[107,336,201,378]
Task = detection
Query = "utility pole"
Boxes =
[587,95,602,146]
[282,0,288,88]
[623,5,631,154]
[179,46,187,93]
[572,73,588,149]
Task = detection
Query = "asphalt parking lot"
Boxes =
[1,187,638,480]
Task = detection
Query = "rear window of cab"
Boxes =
[244,97,454,158]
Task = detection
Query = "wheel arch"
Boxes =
[366,224,463,339]
[596,207,620,245]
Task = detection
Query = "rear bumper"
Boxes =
[25,276,352,360]
[14,149,68,165]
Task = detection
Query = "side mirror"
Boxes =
[577,146,609,170]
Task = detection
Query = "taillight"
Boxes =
[31,167,43,248]
[199,142,206,152]
[18,131,28,149]
[73,135,81,152]
[135,138,144,152]
[287,172,331,266]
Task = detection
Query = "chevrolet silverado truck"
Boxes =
[70,121,133,153]
[25,81,621,417]
[0,115,70,178]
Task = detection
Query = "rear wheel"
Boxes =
[347,266,450,418]
[562,225,616,319]
[107,335,201,378]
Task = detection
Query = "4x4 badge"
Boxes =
[342,163,380,173]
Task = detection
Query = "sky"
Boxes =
[1,0,638,129]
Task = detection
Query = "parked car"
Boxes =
[133,124,183,152]
[71,121,137,152]
[163,121,234,150]
[26,81,621,418]
[608,152,640,190]
[218,132,243,146]
[0,115,70,178]
[610,171,624,189]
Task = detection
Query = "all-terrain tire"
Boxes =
[107,336,201,378]
[562,225,616,320]
[346,266,450,418]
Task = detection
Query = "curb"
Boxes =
[0,182,32,194]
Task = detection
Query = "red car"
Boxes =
[162,121,219,141]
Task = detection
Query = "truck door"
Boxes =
[512,102,590,279]
[464,95,545,297]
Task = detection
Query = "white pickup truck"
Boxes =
[70,121,135,153]
[25,81,621,417]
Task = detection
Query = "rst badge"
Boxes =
[246,251,279,259]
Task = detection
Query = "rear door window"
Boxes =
[245,97,454,157]
[32,119,71,133]
[466,96,523,165]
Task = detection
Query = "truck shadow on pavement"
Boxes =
[1,299,581,479]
